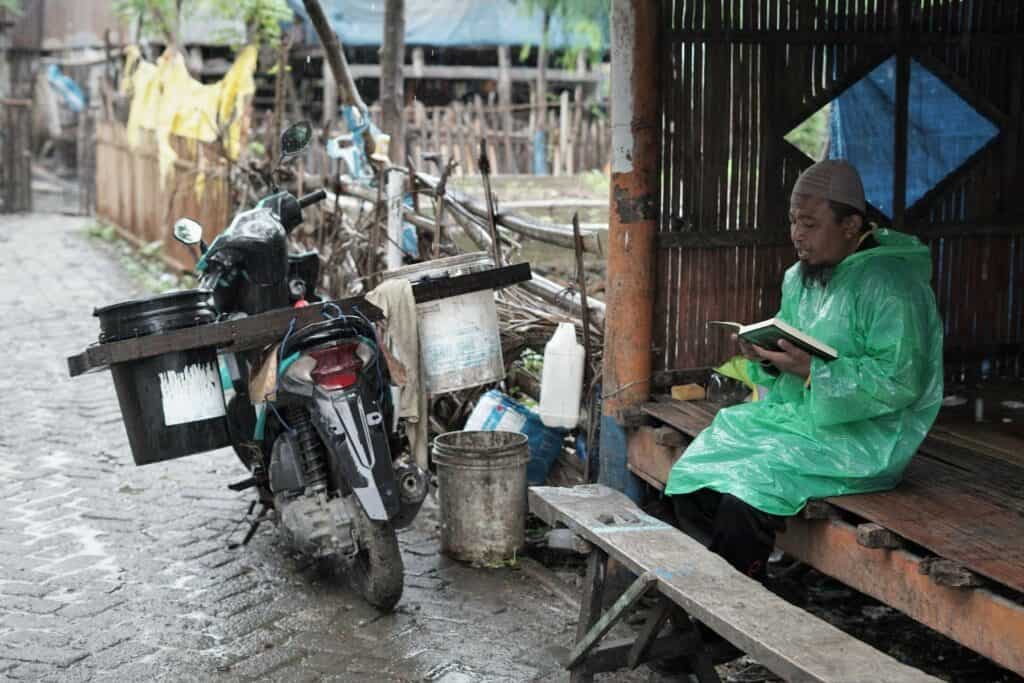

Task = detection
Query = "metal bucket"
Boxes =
[94,289,230,465]
[433,431,530,564]
[382,252,504,395]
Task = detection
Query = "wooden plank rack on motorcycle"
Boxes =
[65,121,532,612]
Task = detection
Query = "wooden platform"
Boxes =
[529,485,939,683]
[633,398,1024,675]
[67,263,532,377]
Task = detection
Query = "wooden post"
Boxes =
[534,11,550,175]
[381,0,406,165]
[386,168,404,271]
[892,0,910,228]
[560,90,571,176]
[497,46,517,174]
[411,46,425,78]
[600,0,661,494]
[573,51,586,172]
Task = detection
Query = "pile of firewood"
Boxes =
[286,162,605,436]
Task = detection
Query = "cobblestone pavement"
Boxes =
[0,212,648,683]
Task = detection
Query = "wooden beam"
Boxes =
[780,51,895,134]
[905,139,1002,223]
[892,3,911,229]
[529,485,939,682]
[410,262,532,303]
[572,549,608,683]
[581,635,695,675]
[856,522,902,549]
[919,558,984,589]
[666,29,1024,47]
[627,598,676,669]
[778,517,1024,676]
[656,229,790,249]
[293,63,603,84]
[66,264,530,377]
[66,298,382,377]
[566,572,659,669]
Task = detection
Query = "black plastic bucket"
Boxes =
[95,290,230,465]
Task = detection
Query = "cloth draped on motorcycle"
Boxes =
[367,279,429,469]
[665,228,944,516]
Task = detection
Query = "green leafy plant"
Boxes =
[0,0,22,15]
[114,0,292,48]
[514,0,608,69]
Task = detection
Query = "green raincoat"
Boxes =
[665,229,944,516]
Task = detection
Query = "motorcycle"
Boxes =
[172,121,428,611]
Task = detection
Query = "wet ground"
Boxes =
[3,194,1021,682]
[0,208,651,682]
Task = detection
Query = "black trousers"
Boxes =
[671,489,787,581]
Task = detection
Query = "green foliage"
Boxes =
[86,221,196,293]
[207,0,293,47]
[513,0,608,68]
[0,0,21,15]
[113,0,186,45]
[114,0,292,48]
[785,103,832,161]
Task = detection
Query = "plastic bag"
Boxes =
[465,390,566,485]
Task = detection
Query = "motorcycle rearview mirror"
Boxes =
[173,218,203,245]
[173,218,207,261]
[280,121,313,158]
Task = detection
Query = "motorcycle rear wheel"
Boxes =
[348,500,404,611]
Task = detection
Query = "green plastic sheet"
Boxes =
[665,229,944,516]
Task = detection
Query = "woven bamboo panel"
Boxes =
[655,0,1024,376]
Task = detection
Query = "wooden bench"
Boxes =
[630,398,1024,676]
[529,484,939,683]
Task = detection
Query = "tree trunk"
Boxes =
[381,0,406,164]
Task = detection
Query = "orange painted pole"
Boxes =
[598,0,660,495]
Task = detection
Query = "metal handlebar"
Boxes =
[298,189,327,209]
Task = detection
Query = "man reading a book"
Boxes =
[665,159,944,581]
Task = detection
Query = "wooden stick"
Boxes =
[432,158,457,259]
[573,211,594,386]
[301,0,367,111]
[478,139,502,266]
[414,172,602,253]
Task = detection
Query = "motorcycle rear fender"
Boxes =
[309,386,400,522]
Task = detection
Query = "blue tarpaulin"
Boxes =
[288,0,597,49]
[828,56,999,218]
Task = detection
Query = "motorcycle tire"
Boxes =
[348,499,404,611]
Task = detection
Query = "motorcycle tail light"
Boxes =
[309,343,362,390]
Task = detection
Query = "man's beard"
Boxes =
[800,261,836,288]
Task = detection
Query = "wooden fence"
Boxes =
[1,99,33,213]
[364,97,610,177]
[95,121,233,272]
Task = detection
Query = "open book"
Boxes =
[709,318,839,361]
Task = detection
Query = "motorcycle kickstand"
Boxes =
[229,501,274,549]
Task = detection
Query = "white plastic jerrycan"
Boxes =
[538,322,585,428]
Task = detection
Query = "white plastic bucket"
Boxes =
[384,253,504,395]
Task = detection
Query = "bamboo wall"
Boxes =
[94,122,233,272]
[655,0,1024,377]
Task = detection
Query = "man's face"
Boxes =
[789,194,855,266]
